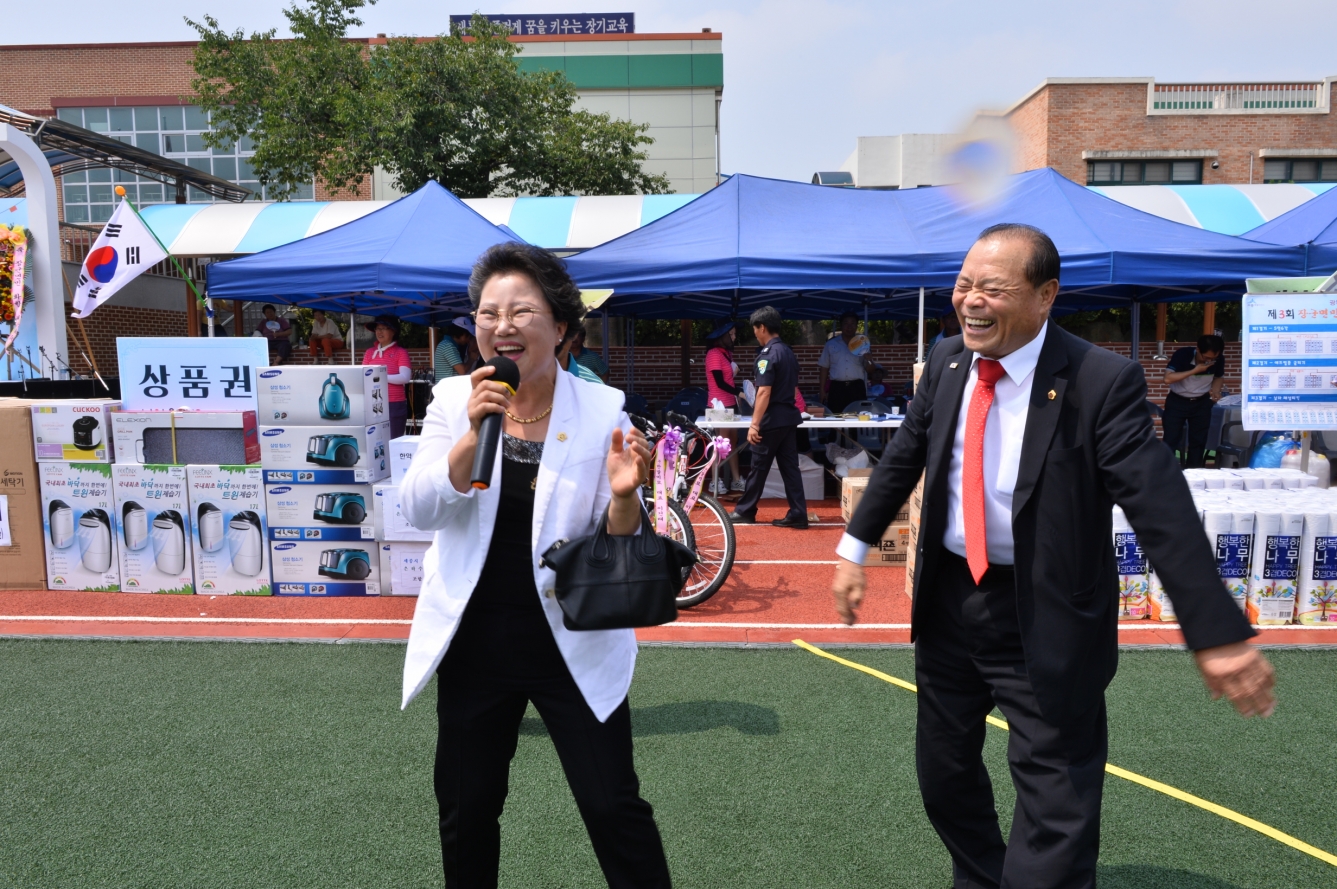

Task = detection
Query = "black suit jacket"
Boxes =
[847,324,1254,724]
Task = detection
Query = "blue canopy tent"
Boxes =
[1243,184,1337,274]
[563,169,1309,321]
[205,180,520,323]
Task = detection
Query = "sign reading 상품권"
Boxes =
[116,337,269,411]
[1242,279,1337,431]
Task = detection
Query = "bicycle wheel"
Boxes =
[670,495,736,607]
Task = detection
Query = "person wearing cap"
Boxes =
[435,317,475,383]
[569,327,609,383]
[364,313,414,438]
[308,309,345,363]
[819,310,873,413]
[704,321,745,494]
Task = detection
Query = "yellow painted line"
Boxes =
[793,638,1337,869]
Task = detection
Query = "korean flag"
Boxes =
[71,199,169,318]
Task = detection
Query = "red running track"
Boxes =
[3,500,1335,646]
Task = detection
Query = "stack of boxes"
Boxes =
[376,435,430,596]
[840,470,913,567]
[255,366,389,596]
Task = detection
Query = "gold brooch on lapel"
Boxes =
[949,362,959,369]
[1047,389,1056,400]
[557,432,567,442]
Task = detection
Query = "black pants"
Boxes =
[734,424,806,519]
[916,551,1106,889]
[1161,391,1213,468]
[388,399,409,439]
[826,379,866,414]
[434,670,671,889]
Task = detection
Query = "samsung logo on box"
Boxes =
[259,370,282,378]
[263,429,284,436]
[275,543,297,550]
[269,486,291,494]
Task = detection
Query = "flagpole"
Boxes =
[113,184,207,311]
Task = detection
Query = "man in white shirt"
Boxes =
[831,224,1274,889]
[818,311,871,412]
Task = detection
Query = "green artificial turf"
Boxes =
[0,642,1333,888]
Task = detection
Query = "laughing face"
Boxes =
[476,271,565,382]
[951,235,1057,360]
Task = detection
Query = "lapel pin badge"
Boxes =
[949,362,959,369]
[1047,389,1057,400]
[557,432,568,442]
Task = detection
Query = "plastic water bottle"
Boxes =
[1281,448,1331,488]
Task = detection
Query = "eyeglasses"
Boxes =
[472,307,548,330]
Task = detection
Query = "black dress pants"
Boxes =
[434,670,671,889]
[826,379,866,414]
[734,424,806,519]
[916,551,1107,889]
[1160,391,1214,468]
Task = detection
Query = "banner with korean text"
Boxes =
[116,337,268,411]
[1242,274,1337,431]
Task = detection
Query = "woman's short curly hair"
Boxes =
[468,242,586,349]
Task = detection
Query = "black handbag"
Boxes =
[539,505,697,631]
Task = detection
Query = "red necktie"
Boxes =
[964,358,1006,585]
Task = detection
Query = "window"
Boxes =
[1087,160,1203,185]
[57,104,314,224]
[1263,159,1337,183]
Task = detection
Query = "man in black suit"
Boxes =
[832,224,1275,889]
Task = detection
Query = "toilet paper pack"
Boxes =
[1204,509,1253,613]
[1147,565,1174,621]
[1246,510,1303,625]
[269,540,380,596]
[186,465,270,596]
[1112,507,1148,619]
[112,465,195,594]
[1297,512,1337,624]
[255,366,385,426]
[37,462,121,591]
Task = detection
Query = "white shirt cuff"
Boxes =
[836,532,871,565]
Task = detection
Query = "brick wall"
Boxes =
[1008,81,1337,185]
[65,303,191,377]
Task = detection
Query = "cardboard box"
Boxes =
[0,399,51,588]
[904,474,925,593]
[37,462,121,591]
[111,410,260,465]
[257,423,389,481]
[373,483,433,542]
[389,435,420,485]
[255,365,385,426]
[379,541,430,596]
[266,477,374,533]
[112,465,195,594]
[269,540,380,596]
[864,523,912,567]
[840,475,910,525]
[30,400,119,462]
[186,465,271,596]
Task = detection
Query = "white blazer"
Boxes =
[399,368,636,721]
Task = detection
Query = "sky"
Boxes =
[9,0,1334,182]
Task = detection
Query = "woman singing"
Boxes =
[399,242,672,888]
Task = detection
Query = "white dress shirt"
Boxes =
[836,322,1047,566]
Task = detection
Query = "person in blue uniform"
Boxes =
[729,306,808,529]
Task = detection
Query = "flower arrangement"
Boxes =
[0,225,31,352]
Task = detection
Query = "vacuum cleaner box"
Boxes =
[373,483,433,542]
[111,410,260,465]
[268,539,380,596]
[30,400,119,462]
[266,478,375,536]
[111,464,195,594]
[37,462,121,591]
[389,435,420,485]
[257,423,390,481]
[379,541,430,596]
[255,365,385,426]
[186,465,270,596]
[0,399,50,589]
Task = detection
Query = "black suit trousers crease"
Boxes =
[735,423,807,518]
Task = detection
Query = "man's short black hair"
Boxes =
[977,223,1061,289]
[1198,334,1225,355]
[750,306,782,335]
[262,304,276,313]
[839,310,859,324]
[468,242,586,349]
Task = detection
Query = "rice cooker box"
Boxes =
[111,464,195,594]
[265,472,375,541]
[30,400,119,462]
[257,423,390,482]
[373,483,432,542]
[389,435,420,485]
[186,465,270,596]
[111,410,260,465]
[379,541,430,596]
[37,462,121,591]
[268,539,380,596]
[256,365,385,426]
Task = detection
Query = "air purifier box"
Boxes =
[111,410,260,465]
[373,483,432,542]
[37,462,120,591]
[266,475,375,540]
[255,365,385,426]
[389,435,421,485]
[112,464,195,594]
[379,541,430,596]
[30,400,119,462]
[0,399,50,589]
[186,465,270,596]
[257,423,390,481]
[269,540,380,596]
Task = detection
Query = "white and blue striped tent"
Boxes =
[1089,183,1336,236]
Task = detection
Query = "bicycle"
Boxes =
[630,412,737,608]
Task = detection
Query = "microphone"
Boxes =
[470,355,522,490]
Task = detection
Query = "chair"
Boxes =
[844,399,893,416]
[623,393,650,418]
[662,387,709,425]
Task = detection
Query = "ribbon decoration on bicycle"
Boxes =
[680,436,733,513]
[653,426,684,534]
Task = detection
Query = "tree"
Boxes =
[187,2,671,199]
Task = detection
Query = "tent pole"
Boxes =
[626,316,636,396]
[350,300,357,367]
[428,322,437,377]
[1129,300,1141,367]
[1154,303,1168,360]
[917,286,925,363]
[602,312,610,371]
